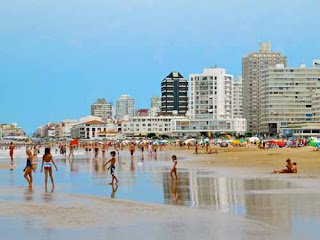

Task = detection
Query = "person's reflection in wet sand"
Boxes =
[93,159,99,173]
[130,159,135,172]
[24,186,33,201]
[43,188,54,203]
[171,182,178,205]
[141,154,144,161]
[69,158,78,173]
[111,183,119,198]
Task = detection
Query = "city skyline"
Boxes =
[1,0,320,134]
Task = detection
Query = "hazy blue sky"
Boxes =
[1,0,319,134]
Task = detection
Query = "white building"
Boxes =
[190,68,233,120]
[91,98,113,121]
[121,116,187,136]
[55,119,78,139]
[260,63,320,135]
[184,67,247,137]
[71,120,108,140]
[116,95,135,120]
[233,76,243,118]
[171,119,247,137]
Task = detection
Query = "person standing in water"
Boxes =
[68,144,74,159]
[9,142,15,164]
[41,148,58,189]
[129,143,135,159]
[170,155,178,182]
[103,151,119,185]
[24,149,34,187]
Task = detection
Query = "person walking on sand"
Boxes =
[41,148,58,189]
[194,142,198,154]
[129,143,135,159]
[24,149,34,187]
[68,144,74,159]
[103,151,119,185]
[170,155,178,182]
[33,145,38,162]
[9,142,15,164]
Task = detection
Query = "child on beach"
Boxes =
[9,142,15,164]
[41,148,58,188]
[103,151,119,185]
[170,155,178,182]
[23,149,34,186]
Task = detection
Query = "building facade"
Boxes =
[242,43,287,134]
[0,123,26,138]
[190,68,234,120]
[161,72,188,115]
[233,76,243,118]
[121,116,187,136]
[260,64,320,135]
[91,98,113,121]
[55,119,78,139]
[115,95,135,120]
[71,120,109,140]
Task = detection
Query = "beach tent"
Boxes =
[249,137,259,143]
[232,140,241,145]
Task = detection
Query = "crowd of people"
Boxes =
[7,141,179,189]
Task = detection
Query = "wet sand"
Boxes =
[1,147,320,239]
[1,188,286,240]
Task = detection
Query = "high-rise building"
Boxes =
[242,43,287,134]
[189,68,233,120]
[151,95,161,108]
[233,76,243,118]
[161,72,188,115]
[260,63,320,135]
[115,95,135,120]
[91,98,113,121]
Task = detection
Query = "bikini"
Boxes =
[26,158,32,168]
[44,162,52,168]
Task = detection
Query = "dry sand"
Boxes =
[170,146,320,176]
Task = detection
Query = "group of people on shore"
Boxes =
[9,141,179,188]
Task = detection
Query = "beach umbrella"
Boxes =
[232,140,241,145]
[310,141,316,147]
[277,141,285,147]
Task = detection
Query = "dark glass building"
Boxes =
[161,72,188,115]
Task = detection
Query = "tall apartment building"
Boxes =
[260,64,320,135]
[233,76,243,118]
[151,95,161,108]
[242,43,287,134]
[312,89,320,122]
[91,98,113,121]
[115,95,135,120]
[189,68,233,120]
[161,72,188,115]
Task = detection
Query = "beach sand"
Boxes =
[0,188,286,240]
[175,146,320,176]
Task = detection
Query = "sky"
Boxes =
[0,0,319,135]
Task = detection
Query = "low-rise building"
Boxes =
[71,120,111,140]
[171,119,247,137]
[55,119,78,139]
[121,116,188,136]
[280,122,320,138]
[0,123,26,138]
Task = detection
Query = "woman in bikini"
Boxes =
[41,148,58,189]
[24,149,34,186]
[170,155,178,182]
